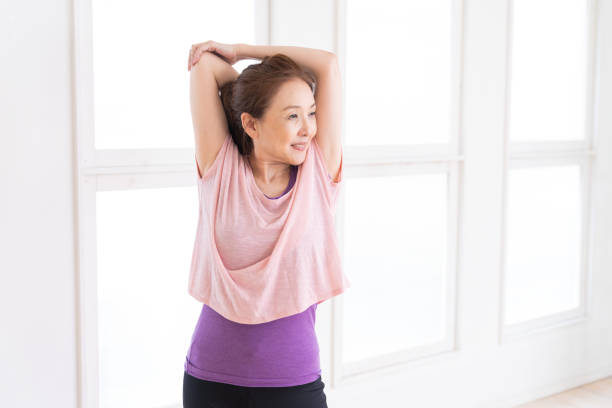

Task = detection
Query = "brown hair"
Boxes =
[219,53,317,156]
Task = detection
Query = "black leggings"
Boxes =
[183,371,328,408]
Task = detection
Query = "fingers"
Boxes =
[189,43,205,71]
[189,41,221,71]
[188,44,196,71]
[195,46,215,62]
[189,43,200,71]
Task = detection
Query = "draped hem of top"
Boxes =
[187,132,351,324]
[187,285,347,324]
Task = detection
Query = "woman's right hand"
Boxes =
[188,41,240,71]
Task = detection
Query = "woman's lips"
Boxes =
[291,143,307,151]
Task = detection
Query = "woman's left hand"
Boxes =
[188,41,240,70]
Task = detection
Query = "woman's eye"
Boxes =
[288,112,316,119]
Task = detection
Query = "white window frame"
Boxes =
[332,0,465,388]
[499,0,599,344]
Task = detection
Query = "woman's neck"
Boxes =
[247,154,292,185]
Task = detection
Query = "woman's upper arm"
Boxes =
[190,55,230,177]
[312,54,343,183]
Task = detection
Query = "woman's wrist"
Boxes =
[236,43,258,61]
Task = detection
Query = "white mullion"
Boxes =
[346,144,464,166]
[73,0,99,405]
[508,152,594,169]
[502,308,587,343]
[509,141,595,158]
[580,154,596,320]
[331,0,347,390]
[451,0,466,162]
[447,159,462,355]
[587,0,600,155]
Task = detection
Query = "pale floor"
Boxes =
[515,376,612,407]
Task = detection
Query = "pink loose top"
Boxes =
[187,132,351,324]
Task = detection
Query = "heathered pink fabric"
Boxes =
[187,132,350,324]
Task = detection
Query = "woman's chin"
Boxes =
[288,153,305,166]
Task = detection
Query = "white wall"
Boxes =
[1,0,79,407]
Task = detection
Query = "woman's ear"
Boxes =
[241,112,258,141]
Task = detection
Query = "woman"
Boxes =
[182,41,350,408]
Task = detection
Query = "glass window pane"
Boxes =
[509,0,588,141]
[92,0,255,149]
[96,186,200,407]
[346,0,453,146]
[343,173,448,363]
[504,165,582,326]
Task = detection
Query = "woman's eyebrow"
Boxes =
[282,102,316,111]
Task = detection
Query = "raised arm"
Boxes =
[236,43,334,77]
[237,44,343,183]
[190,52,239,178]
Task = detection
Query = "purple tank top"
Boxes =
[184,165,321,387]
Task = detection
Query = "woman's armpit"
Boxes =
[195,133,231,181]
[312,137,343,188]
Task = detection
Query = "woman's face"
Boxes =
[247,78,317,166]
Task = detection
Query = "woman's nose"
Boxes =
[301,119,315,133]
